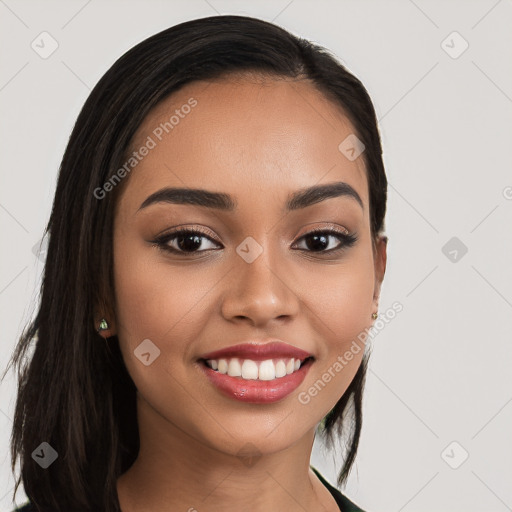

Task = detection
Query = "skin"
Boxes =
[101,74,387,512]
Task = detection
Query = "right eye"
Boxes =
[152,227,222,255]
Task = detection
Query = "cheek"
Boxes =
[296,250,374,415]
[112,235,219,357]
[302,255,375,345]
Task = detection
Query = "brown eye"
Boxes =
[293,228,358,253]
[153,228,221,254]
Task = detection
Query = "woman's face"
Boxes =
[112,75,386,457]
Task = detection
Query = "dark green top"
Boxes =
[12,466,366,511]
[311,466,366,511]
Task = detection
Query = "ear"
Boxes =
[372,235,388,312]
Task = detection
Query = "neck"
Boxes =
[116,393,336,512]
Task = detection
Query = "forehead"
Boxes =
[119,76,368,214]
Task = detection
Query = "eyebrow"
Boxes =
[137,181,364,212]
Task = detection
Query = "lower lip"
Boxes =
[199,359,314,404]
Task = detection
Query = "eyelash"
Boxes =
[151,226,358,256]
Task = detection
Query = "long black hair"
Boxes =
[3,14,387,512]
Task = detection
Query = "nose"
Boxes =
[220,245,300,327]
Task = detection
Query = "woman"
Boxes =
[6,14,387,512]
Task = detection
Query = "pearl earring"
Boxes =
[97,318,109,333]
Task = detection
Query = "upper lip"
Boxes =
[199,341,314,361]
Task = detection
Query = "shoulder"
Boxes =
[311,466,367,512]
[11,503,36,512]
[12,474,368,512]
[12,504,32,511]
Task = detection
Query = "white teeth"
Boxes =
[206,356,309,381]
[227,358,242,377]
[241,359,259,379]
[275,360,287,378]
[259,360,276,380]
[217,359,228,374]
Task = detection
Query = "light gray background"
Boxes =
[1,1,511,511]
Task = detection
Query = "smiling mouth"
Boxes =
[200,356,315,381]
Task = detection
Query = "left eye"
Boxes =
[292,229,358,253]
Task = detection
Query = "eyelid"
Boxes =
[156,224,220,242]
[295,222,350,237]
[157,222,350,242]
